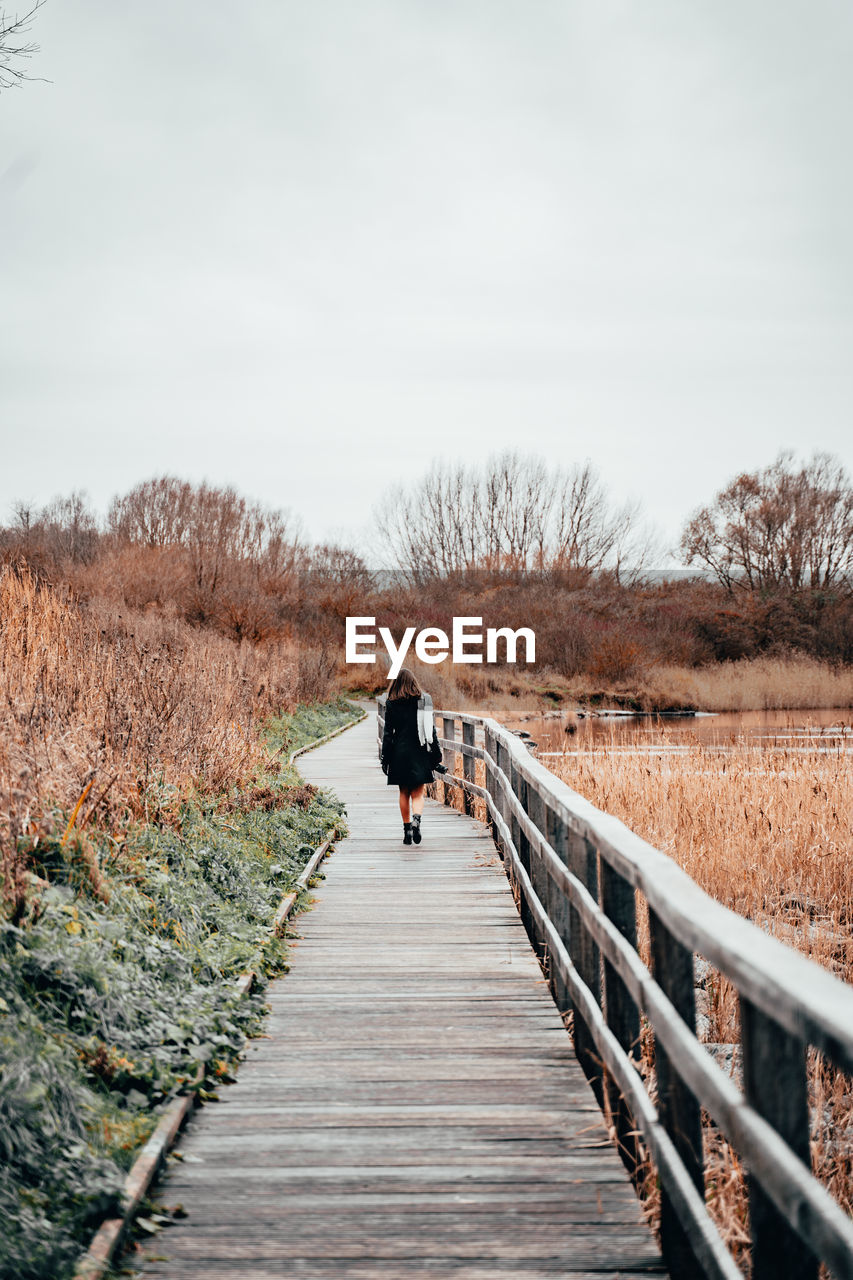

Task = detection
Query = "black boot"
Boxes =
[412,814,422,844]
[403,823,413,845]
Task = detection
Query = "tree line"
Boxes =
[681,452,853,593]
[379,449,852,592]
[2,450,851,673]
[377,455,647,580]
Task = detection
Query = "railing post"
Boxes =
[495,738,513,870]
[442,714,456,807]
[509,757,535,941]
[484,726,498,845]
[648,908,705,1280]
[377,696,385,760]
[462,720,475,816]
[545,802,573,1022]
[490,736,503,854]
[565,827,603,1109]
[599,857,641,1180]
[525,780,549,965]
[496,740,511,838]
[740,998,817,1280]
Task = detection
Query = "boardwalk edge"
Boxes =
[72,707,367,1280]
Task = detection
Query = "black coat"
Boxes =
[381,696,443,787]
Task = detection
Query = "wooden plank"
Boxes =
[139,1268,661,1280]
[139,1268,662,1280]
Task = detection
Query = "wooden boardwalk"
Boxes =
[139,710,666,1279]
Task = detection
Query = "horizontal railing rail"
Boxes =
[377,696,853,1280]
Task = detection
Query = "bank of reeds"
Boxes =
[374,651,853,720]
[548,733,852,1264]
[549,733,852,967]
[637,654,853,712]
[0,567,336,914]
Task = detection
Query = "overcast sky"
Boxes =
[2,1,852,560]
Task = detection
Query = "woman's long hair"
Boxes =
[387,667,422,700]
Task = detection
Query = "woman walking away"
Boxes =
[381,668,445,845]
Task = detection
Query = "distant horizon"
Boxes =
[3,445,847,573]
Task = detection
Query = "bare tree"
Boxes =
[184,484,247,594]
[11,501,34,536]
[108,476,193,548]
[376,452,644,580]
[377,462,478,578]
[551,463,639,574]
[39,490,99,563]
[1,2,46,91]
[253,510,305,594]
[108,476,304,597]
[302,543,373,617]
[680,452,853,593]
[481,453,553,570]
[0,491,99,565]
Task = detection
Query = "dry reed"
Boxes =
[641,655,853,712]
[371,653,853,719]
[550,731,852,971]
[0,568,332,913]
[548,730,853,1261]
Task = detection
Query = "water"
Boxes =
[502,707,853,756]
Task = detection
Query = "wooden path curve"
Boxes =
[138,709,665,1279]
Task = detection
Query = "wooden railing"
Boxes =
[377,698,853,1280]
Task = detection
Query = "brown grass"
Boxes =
[368,653,853,721]
[0,567,334,914]
[521,653,853,713]
[546,732,853,1262]
[639,655,853,712]
[549,733,852,964]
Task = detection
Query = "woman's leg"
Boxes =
[410,784,426,843]
[398,787,412,822]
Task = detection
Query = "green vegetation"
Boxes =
[0,699,356,1280]
[267,697,365,754]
